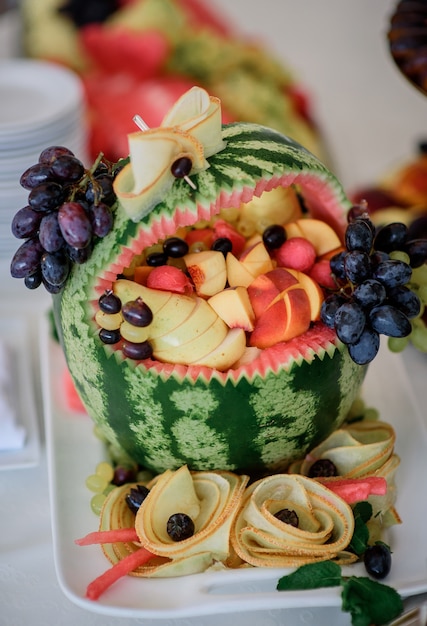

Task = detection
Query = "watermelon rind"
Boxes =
[53,122,365,474]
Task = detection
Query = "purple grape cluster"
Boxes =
[321,205,427,365]
[10,146,118,293]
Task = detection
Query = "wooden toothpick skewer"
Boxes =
[132,115,197,190]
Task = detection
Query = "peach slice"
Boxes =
[249,287,311,349]
[247,268,299,319]
[239,241,274,277]
[287,268,324,321]
[226,252,257,288]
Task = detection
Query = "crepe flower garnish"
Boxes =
[76,465,248,599]
[114,86,226,221]
[289,420,400,526]
[231,474,357,569]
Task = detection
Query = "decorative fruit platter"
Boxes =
[41,314,427,618]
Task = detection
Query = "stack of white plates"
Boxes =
[0,59,88,260]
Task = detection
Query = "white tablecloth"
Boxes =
[2,1,427,624]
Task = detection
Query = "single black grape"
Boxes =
[370,250,390,268]
[163,237,189,258]
[122,298,153,327]
[99,291,121,314]
[42,278,66,294]
[353,279,387,310]
[334,301,366,344]
[99,328,121,344]
[28,181,65,212]
[39,212,65,253]
[369,304,412,337]
[86,173,115,205]
[50,154,85,182]
[320,293,347,328]
[211,237,233,256]
[66,243,93,264]
[347,326,380,365]
[344,250,372,283]
[38,145,74,164]
[112,465,137,486]
[40,250,70,287]
[10,237,44,278]
[171,157,192,178]
[374,222,408,253]
[58,0,120,28]
[374,259,412,288]
[347,203,371,223]
[274,508,299,527]
[329,250,347,280]
[345,220,373,253]
[20,163,54,190]
[146,251,168,267]
[166,513,195,541]
[11,206,42,239]
[125,484,150,514]
[404,238,427,268]
[88,202,113,238]
[262,224,286,250]
[408,216,427,240]
[122,340,153,360]
[58,201,93,249]
[387,286,421,319]
[308,459,338,477]
[364,543,392,579]
[24,269,42,290]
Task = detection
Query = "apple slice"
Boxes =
[239,186,303,227]
[226,252,257,288]
[188,328,247,370]
[154,316,228,364]
[290,218,342,257]
[184,250,227,296]
[208,286,255,331]
[113,279,172,314]
[239,241,274,278]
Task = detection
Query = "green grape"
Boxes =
[85,473,108,493]
[91,493,106,516]
[411,264,427,284]
[389,250,410,264]
[363,407,379,421]
[410,323,427,352]
[96,461,114,482]
[136,469,154,483]
[388,335,410,353]
[418,284,427,304]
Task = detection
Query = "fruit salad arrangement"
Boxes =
[9,87,424,622]
[21,0,324,163]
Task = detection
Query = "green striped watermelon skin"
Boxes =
[53,122,365,474]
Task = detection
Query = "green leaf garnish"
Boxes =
[277,561,341,591]
[349,501,373,556]
[341,576,404,626]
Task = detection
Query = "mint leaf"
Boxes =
[341,576,403,626]
[349,501,373,556]
[277,561,342,591]
[353,501,373,524]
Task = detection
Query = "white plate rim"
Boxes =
[41,317,427,619]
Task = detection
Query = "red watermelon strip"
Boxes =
[319,477,387,504]
[85,546,155,600]
[75,528,139,546]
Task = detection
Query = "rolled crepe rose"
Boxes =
[289,420,400,522]
[231,474,356,568]
[98,465,248,577]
